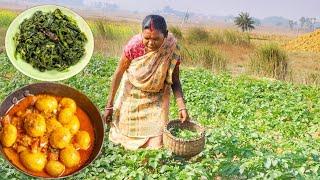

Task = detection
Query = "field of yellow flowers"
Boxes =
[285,30,320,53]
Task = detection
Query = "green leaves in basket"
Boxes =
[169,127,200,140]
[14,9,87,72]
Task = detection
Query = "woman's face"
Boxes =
[142,29,165,52]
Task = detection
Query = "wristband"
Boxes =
[178,108,187,112]
[105,106,113,110]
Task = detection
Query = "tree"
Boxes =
[311,18,317,31]
[289,20,295,30]
[299,17,306,30]
[305,18,313,31]
[307,18,317,31]
[234,12,255,32]
[299,17,317,31]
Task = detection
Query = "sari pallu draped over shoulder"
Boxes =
[126,33,177,92]
[110,33,179,146]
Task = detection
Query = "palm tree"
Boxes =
[234,12,255,32]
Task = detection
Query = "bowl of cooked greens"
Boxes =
[5,5,94,81]
[163,120,205,158]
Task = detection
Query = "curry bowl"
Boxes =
[0,82,104,178]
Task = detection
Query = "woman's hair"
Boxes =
[142,15,168,37]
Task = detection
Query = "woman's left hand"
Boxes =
[179,109,190,123]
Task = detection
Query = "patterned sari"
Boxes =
[109,33,178,150]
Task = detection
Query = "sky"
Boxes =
[108,0,319,20]
[3,0,319,20]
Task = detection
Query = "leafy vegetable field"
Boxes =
[0,53,320,179]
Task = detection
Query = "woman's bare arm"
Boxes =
[171,65,189,122]
[105,55,131,108]
[171,65,184,103]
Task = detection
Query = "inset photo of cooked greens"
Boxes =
[15,9,87,72]
[5,5,94,81]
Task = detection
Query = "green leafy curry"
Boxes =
[14,9,87,72]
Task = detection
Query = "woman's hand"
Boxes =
[103,108,113,124]
[179,109,190,123]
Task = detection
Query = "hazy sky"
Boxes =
[110,0,319,20]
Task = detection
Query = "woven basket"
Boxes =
[163,120,205,157]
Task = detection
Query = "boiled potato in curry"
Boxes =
[0,124,17,147]
[45,160,65,177]
[58,108,75,124]
[20,150,47,172]
[74,131,91,150]
[35,96,58,113]
[0,94,93,177]
[60,145,80,168]
[59,98,77,113]
[64,115,80,135]
[24,113,46,137]
[50,127,72,149]
[46,117,62,133]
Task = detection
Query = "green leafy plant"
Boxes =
[169,26,183,40]
[169,127,200,140]
[249,43,288,80]
[0,9,16,28]
[186,27,209,42]
[222,30,251,45]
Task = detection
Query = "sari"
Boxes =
[109,33,179,150]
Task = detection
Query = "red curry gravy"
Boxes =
[1,95,95,178]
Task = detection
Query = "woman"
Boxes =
[103,15,189,150]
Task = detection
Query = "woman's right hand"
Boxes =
[103,108,113,125]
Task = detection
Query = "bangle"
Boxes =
[176,97,184,102]
[178,108,187,112]
[105,106,113,110]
